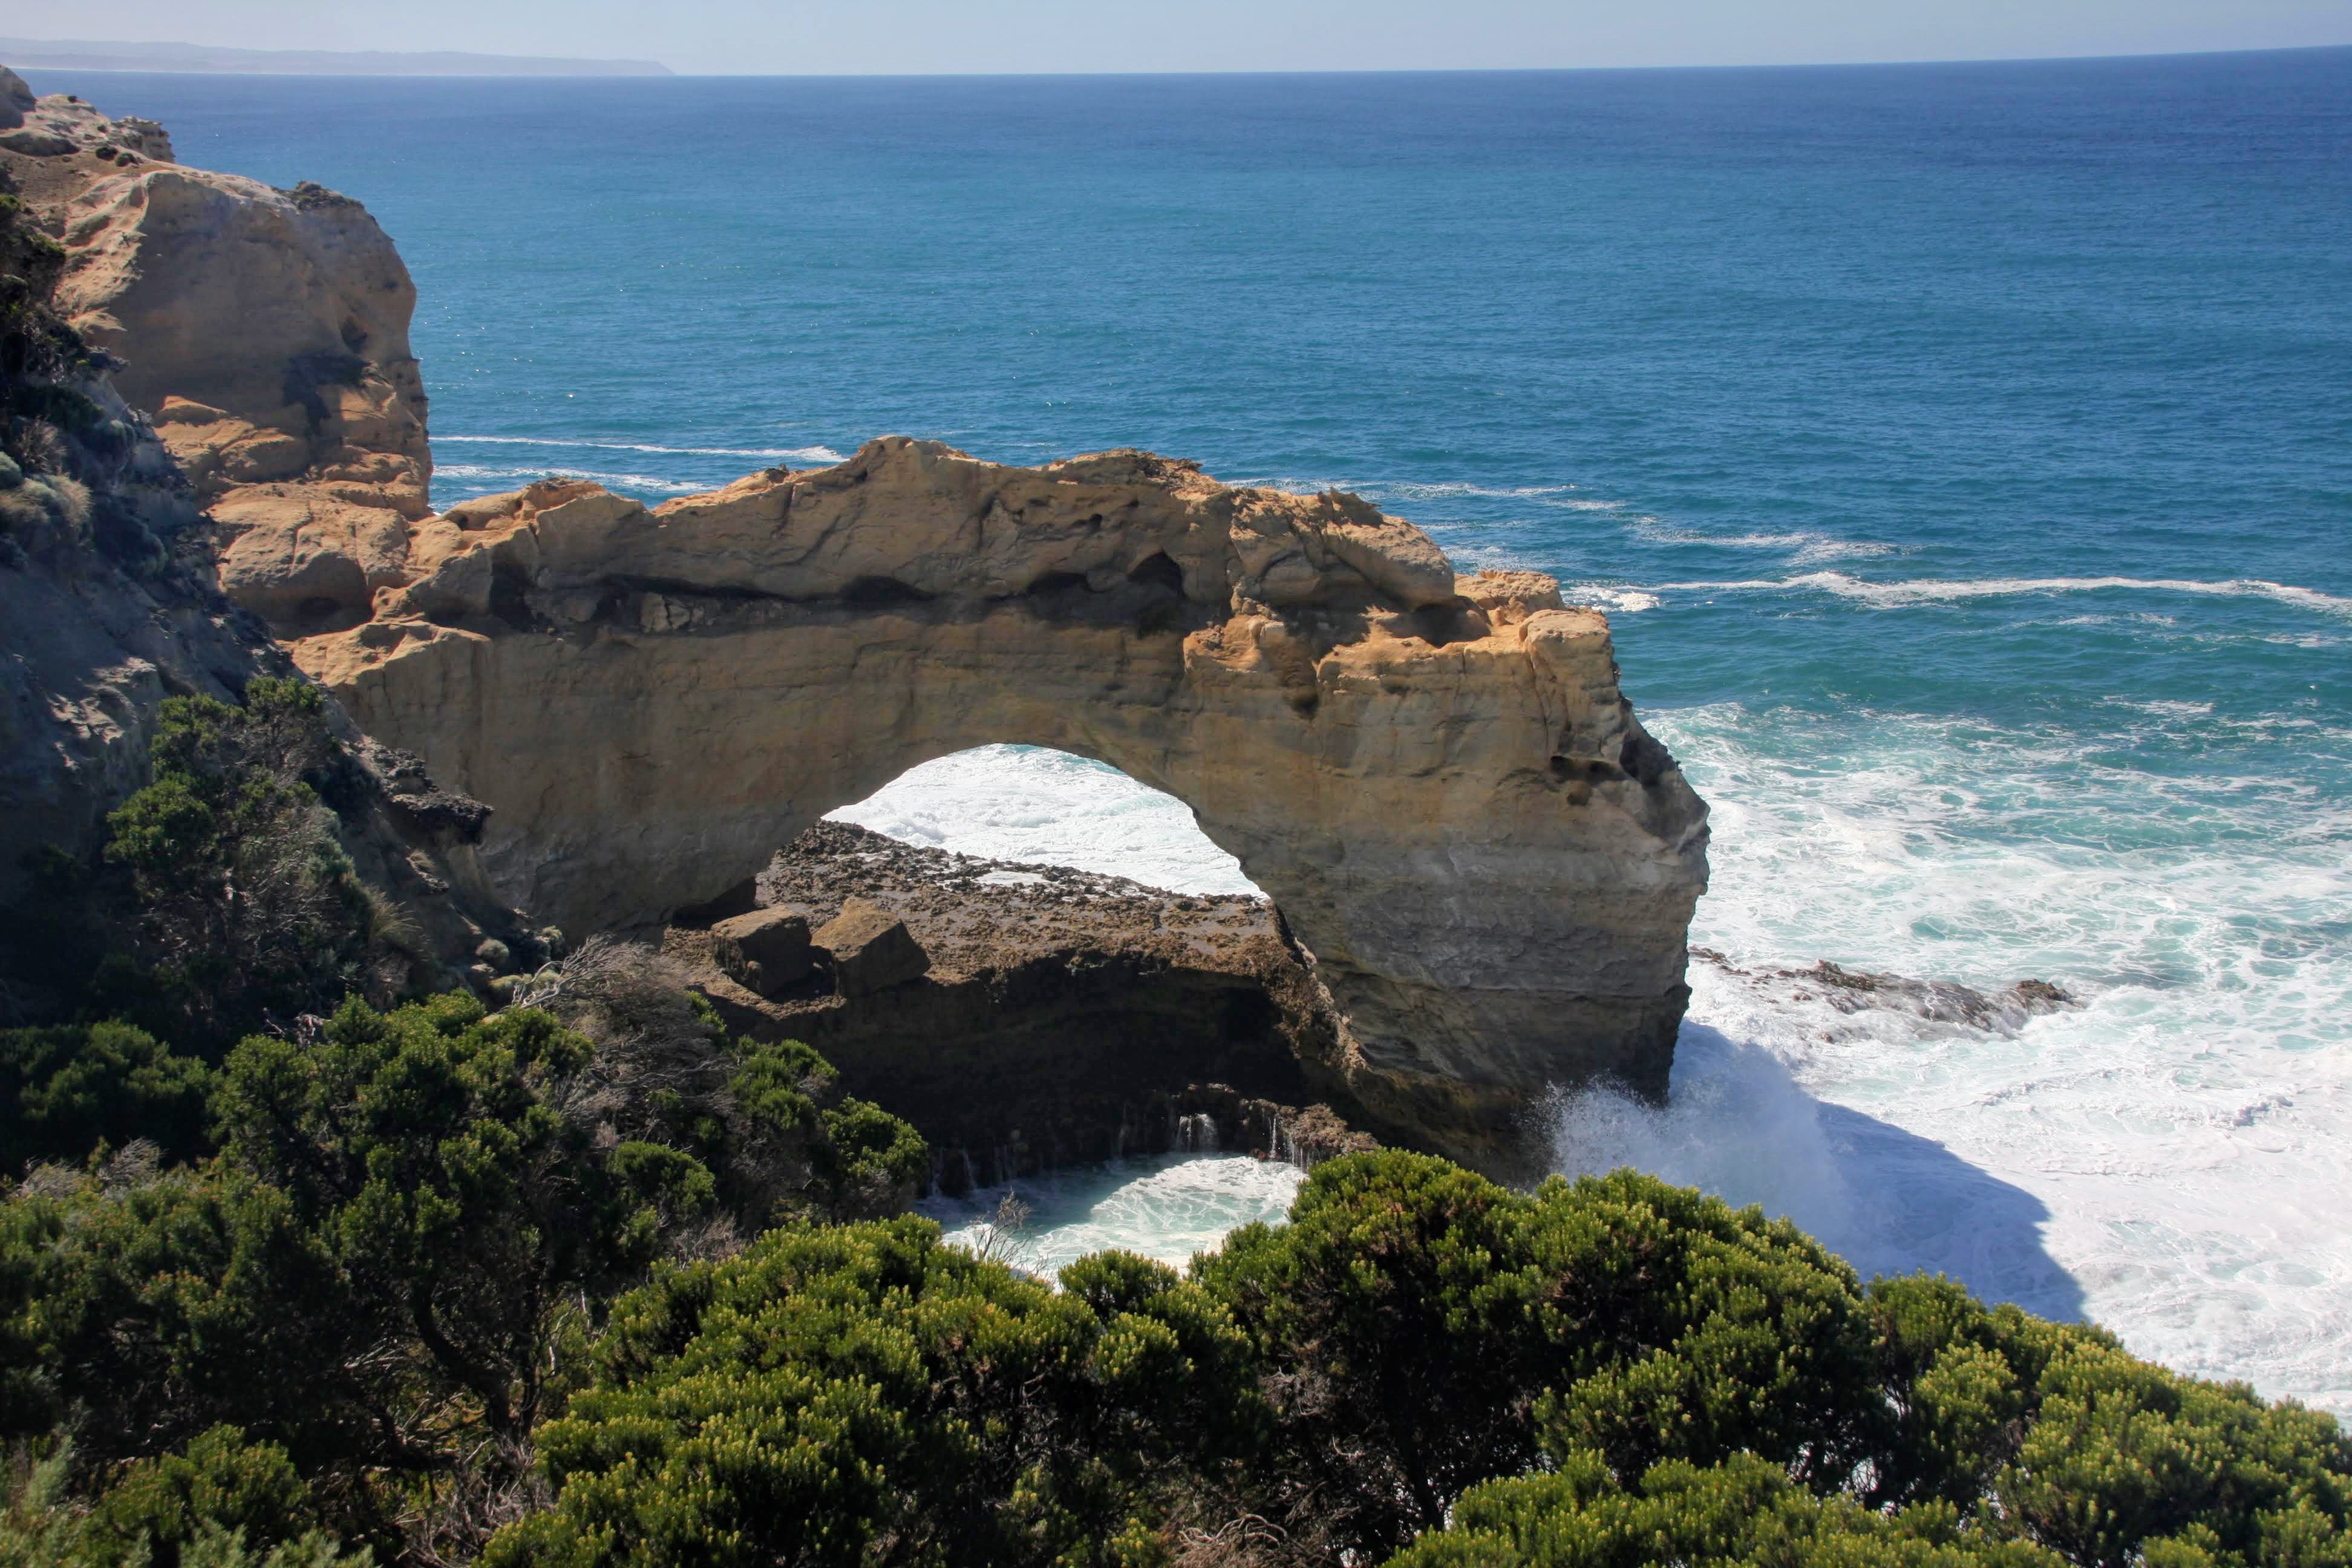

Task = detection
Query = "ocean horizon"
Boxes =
[27,45,2349,1413]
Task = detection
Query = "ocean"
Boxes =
[29,48,2350,1413]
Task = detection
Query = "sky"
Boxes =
[2,0,2349,76]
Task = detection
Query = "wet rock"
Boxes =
[711,907,814,997]
[1774,959,2077,1033]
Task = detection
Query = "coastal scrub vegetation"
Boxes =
[1,686,2342,1565]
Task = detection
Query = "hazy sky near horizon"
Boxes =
[3,0,2348,75]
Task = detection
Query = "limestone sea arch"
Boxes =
[293,439,1711,1169]
[36,111,1709,1172]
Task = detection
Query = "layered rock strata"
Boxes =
[21,76,433,632]
[672,823,1370,1191]
[292,444,1710,1171]
[0,74,532,984]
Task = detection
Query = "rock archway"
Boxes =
[296,438,1707,1169]
[39,100,1698,1169]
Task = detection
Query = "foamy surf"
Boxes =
[921,1152,1304,1277]
[1607,704,2352,1417]
[1652,572,2352,618]
[1630,521,1896,563]
[439,434,848,463]
[435,462,713,495]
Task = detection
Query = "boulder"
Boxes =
[711,907,814,997]
[813,898,930,998]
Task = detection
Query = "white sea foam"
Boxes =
[1564,584,1662,613]
[921,1152,1304,1276]
[439,434,847,463]
[837,721,2352,1416]
[826,744,1258,897]
[1226,477,1625,512]
[1651,572,2352,618]
[1592,705,2352,1416]
[1631,521,1896,564]
[434,462,713,495]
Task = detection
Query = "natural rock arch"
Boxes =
[38,100,1700,1169]
[296,438,1708,1169]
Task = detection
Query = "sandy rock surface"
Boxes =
[299,437,1709,1171]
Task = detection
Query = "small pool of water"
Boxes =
[918,1152,1307,1278]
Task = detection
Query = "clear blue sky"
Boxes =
[4,0,2348,75]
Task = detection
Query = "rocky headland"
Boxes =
[4,70,1710,1176]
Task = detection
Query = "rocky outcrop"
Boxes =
[20,88,433,635]
[814,898,931,997]
[0,77,520,992]
[292,441,1709,1171]
[676,823,1356,1190]
[710,907,814,996]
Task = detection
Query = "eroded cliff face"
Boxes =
[287,442,1709,1169]
[0,72,518,981]
[41,91,433,630]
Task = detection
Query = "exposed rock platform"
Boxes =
[668,823,1371,1191]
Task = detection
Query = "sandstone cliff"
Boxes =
[0,71,513,990]
[13,71,434,634]
[285,441,1709,1169]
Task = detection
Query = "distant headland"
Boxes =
[0,36,672,76]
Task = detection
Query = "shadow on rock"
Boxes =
[1547,1022,2086,1325]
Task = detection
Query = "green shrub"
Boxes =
[80,1426,318,1568]
[1195,1153,1883,1561]
[0,1163,357,1467]
[99,679,370,1048]
[483,1220,1254,1568]
[0,1019,217,1174]
[212,993,712,1442]
[1384,1449,2060,1568]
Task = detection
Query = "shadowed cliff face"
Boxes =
[288,440,1710,1171]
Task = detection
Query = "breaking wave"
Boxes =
[438,434,848,463]
[433,462,713,495]
[1651,572,2352,617]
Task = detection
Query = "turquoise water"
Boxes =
[32,52,2351,1410]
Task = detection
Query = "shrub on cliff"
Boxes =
[0,1018,217,1174]
[1193,1152,1883,1562]
[512,937,930,1233]
[0,676,402,1050]
[0,1428,370,1568]
[1381,1449,2061,1568]
[0,981,935,1562]
[99,679,375,1045]
[209,991,717,1446]
[480,1220,1257,1568]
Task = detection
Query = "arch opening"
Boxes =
[690,745,1338,1201]
[826,743,1261,899]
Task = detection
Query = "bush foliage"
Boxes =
[3,810,2342,1568]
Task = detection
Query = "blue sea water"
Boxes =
[30,50,2352,1410]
